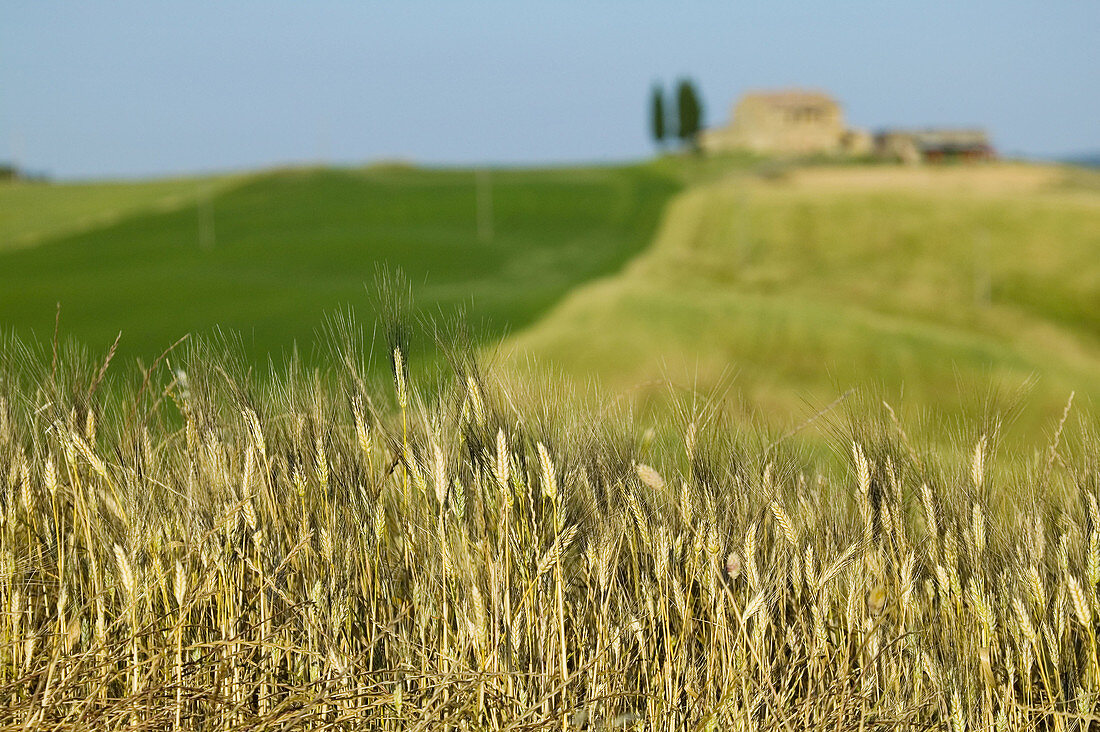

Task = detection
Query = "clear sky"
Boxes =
[3,1,1097,180]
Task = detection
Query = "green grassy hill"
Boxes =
[3,159,1099,448]
[0,164,679,364]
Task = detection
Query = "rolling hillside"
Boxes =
[0,164,679,364]
[498,163,1100,447]
[3,159,1099,447]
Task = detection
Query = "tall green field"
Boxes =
[0,164,679,364]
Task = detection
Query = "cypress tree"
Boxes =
[650,84,666,149]
[676,79,703,151]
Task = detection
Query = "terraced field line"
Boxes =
[0,173,249,251]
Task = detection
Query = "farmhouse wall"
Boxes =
[701,90,851,155]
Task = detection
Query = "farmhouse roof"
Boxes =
[740,90,839,109]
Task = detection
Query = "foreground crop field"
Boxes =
[0,164,678,364]
[1,333,1099,729]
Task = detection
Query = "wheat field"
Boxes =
[0,323,1098,731]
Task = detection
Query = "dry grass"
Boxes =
[1,327,1099,730]
[783,163,1067,197]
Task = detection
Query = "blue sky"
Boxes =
[2,1,1097,179]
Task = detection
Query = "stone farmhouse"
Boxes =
[700,90,871,156]
[700,88,994,162]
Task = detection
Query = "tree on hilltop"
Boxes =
[676,79,703,151]
[650,84,666,149]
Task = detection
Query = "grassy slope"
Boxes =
[500,163,1100,446]
[0,164,679,364]
[5,159,1098,447]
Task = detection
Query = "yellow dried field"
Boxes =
[1,326,1099,729]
